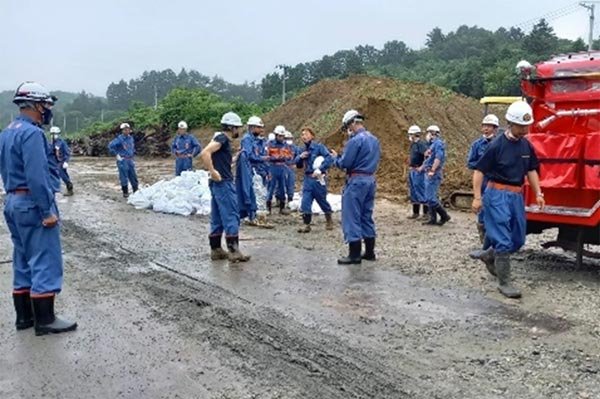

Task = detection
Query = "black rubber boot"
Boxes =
[469,247,496,276]
[122,185,129,198]
[420,205,430,220]
[325,213,334,230]
[362,237,376,261]
[209,235,228,260]
[338,241,362,265]
[298,214,312,233]
[266,201,272,215]
[132,185,139,193]
[407,204,420,219]
[226,236,251,263]
[32,295,77,336]
[477,223,486,245]
[279,200,291,215]
[65,181,74,196]
[422,206,437,225]
[495,254,522,299]
[436,205,451,226]
[13,291,34,330]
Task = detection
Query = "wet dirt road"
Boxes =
[0,158,599,399]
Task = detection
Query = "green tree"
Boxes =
[522,19,559,58]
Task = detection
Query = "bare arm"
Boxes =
[200,140,223,181]
[527,170,545,210]
[471,170,484,213]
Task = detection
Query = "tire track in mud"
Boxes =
[61,220,425,399]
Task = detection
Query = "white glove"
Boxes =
[116,154,123,161]
[312,169,322,178]
[62,162,68,169]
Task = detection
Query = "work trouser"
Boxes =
[408,168,426,204]
[341,175,376,243]
[236,161,257,221]
[3,193,63,294]
[301,175,332,215]
[267,164,286,202]
[175,157,193,176]
[209,180,240,237]
[117,159,139,190]
[285,166,295,202]
[483,186,526,255]
[424,171,442,208]
[58,167,71,185]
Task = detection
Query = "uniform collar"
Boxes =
[16,114,39,126]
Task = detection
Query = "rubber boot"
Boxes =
[209,235,228,260]
[325,213,334,230]
[469,247,496,276]
[338,241,362,265]
[407,204,420,219]
[477,223,486,245]
[32,295,77,336]
[436,205,451,226]
[298,214,312,233]
[226,236,251,263]
[422,206,437,225]
[495,254,522,299]
[362,237,376,261]
[132,185,139,193]
[266,201,272,215]
[279,200,291,215]
[13,291,34,330]
[122,185,129,198]
[420,205,430,220]
[64,181,74,196]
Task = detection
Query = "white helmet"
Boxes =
[342,109,364,128]
[13,82,55,105]
[426,125,441,134]
[120,122,131,130]
[50,126,61,134]
[506,100,534,126]
[178,121,188,129]
[482,114,499,127]
[247,116,264,127]
[284,131,293,139]
[408,125,421,135]
[274,125,286,135]
[220,112,243,127]
[268,133,275,141]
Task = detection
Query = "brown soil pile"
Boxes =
[71,126,173,157]
[263,76,485,200]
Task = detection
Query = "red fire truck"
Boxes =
[517,53,600,266]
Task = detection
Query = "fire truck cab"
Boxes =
[518,53,600,266]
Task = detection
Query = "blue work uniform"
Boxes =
[467,135,494,226]
[108,133,139,191]
[333,128,381,243]
[408,140,428,204]
[172,133,201,176]
[423,137,446,208]
[236,132,260,221]
[266,140,293,203]
[295,141,333,215]
[0,115,63,295]
[475,133,540,255]
[51,137,72,187]
[209,132,240,238]
[285,143,301,202]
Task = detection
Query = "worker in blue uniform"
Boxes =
[295,127,334,233]
[421,125,451,226]
[467,114,499,249]
[0,81,77,336]
[266,125,293,215]
[406,125,429,219]
[171,120,201,176]
[284,130,300,206]
[237,116,272,228]
[201,112,251,263]
[108,123,139,198]
[49,126,74,196]
[330,110,381,264]
[472,101,545,298]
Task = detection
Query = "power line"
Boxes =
[513,2,582,31]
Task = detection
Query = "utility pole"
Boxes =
[101,108,105,122]
[276,65,288,104]
[63,114,66,131]
[154,85,158,110]
[580,2,600,51]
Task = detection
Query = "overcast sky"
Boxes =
[0,0,586,96]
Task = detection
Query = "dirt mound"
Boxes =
[71,126,173,157]
[263,76,484,200]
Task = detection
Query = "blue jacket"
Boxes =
[241,132,266,165]
[172,133,201,157]
[108,134,136,158]
[51,137,71,163]
[409,140,428,167]
[467,136,494,170]
[334,128,381,174]
[0,115,56,218]
[295,141,333,174]
[423,137,446,171]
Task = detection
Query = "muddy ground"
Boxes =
[0,157,598,399]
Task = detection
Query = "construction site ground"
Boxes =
[0,157,599,399]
